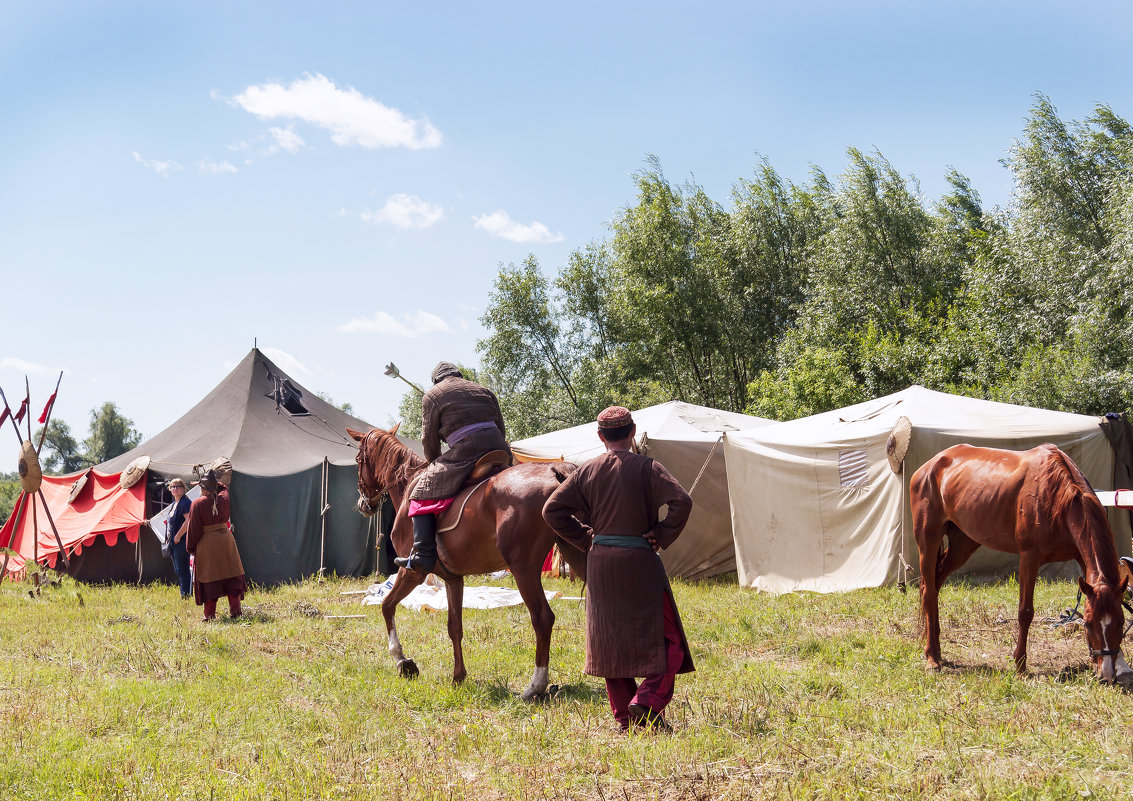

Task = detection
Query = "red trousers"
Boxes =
[605,593,684,728]
[203,595,242,620]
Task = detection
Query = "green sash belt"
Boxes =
[593,535,651,550]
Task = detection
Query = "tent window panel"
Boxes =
[838,449,869,488]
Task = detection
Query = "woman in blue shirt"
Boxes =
[167,478,193,598]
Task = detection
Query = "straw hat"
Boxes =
[885,416,912,474]
[68,470,90,504]
[119,455,150,489]
[17,440,42,494]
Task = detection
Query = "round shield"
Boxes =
[885,416,912,474]
[119,455,150,489]
[68,471,90,504]
[17,440,42,494]
[209,456,233,486]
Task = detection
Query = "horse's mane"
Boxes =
[1041,446,1121,587]
[366,429,428,496]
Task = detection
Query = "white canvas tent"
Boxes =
[512,401,772,579]
[725,386,1133,594]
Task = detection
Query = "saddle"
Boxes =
[405,450,514,534]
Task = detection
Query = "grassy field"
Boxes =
[1,571,1130,800]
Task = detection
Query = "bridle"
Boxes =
[356,432,387,516]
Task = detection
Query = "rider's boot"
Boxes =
[395,513,438,573]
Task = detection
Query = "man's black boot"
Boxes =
[395,513,438,573]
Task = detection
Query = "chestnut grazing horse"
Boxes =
[348,425,588,700]
[911,443,1131,684]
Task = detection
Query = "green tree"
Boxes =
[0,472,21,524]
[83,402,142,466]
[35,419,84,474]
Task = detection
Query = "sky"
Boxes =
[2,0,1132,443]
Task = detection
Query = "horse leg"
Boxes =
[511,565,555,702]
[936,525,980,586]
[1014,555,1039,673]
[445,576,467,684]
[915,519,945,670]
[382,568,428,678]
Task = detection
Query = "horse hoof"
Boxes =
[397,658,419,679]
[925,660,942,672]
[520,687,547,703]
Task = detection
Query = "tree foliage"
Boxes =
[82,402,142,466]
[475,95,1133,432]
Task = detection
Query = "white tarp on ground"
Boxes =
[725,386,1133,594]
[361,574,562,612]
[511,400,772,579]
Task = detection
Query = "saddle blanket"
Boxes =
[361,574,561,613]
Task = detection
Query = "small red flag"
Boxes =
[0,406,9,427]
[12,396,28,424]
[37,391,57,425]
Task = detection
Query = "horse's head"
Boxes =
[1078,574,1132,685]
[348,423,401,517]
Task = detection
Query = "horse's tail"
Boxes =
[549,461,578,483]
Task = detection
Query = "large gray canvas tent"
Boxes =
[90,348,419,585]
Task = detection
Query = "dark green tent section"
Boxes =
[97,347,420,585]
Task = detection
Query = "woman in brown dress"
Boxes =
[186,469,246,621]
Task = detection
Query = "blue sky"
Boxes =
[2,1,1131,442]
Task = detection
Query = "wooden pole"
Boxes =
[0,492,30,587]
[24,377,32,442]
[35,371,64,454]
[31,486,39,567]
[36,490,70,569]
[0,385,24,442]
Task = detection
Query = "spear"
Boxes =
[35,491,70,569]
[35,371,63,454]
[0,385,23,442]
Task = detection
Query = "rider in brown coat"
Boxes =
[395,362,510,572]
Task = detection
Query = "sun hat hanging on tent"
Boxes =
[886,416,912,474]
[17,440,42,494]
[119,455,150,489]
[67,470,90,504]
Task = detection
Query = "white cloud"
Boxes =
[268,125,305,154]
[197,158,238,174]
[472,210,564,244]
[361,194,444,229]
[133,151,183,177]
[231,73,442,150]
[337,310,452,337]
[261,347,313,376]
[0,357,57,376]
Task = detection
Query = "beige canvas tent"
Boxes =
[724,386,1133,594]
[512,401,772,579]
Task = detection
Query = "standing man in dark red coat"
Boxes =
[542,406,695,731]
[395,361,511,573]
[186,469,246,622]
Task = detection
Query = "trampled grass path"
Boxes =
[1,573,1129,799]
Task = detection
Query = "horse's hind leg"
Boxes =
[511,565,555,702]
[936,525,980,585]
[445,577,467,684]
[382,569,428,678]
[913,500,946,670]
[1014,554,1039,673]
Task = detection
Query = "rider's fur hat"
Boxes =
[431,362,464,384]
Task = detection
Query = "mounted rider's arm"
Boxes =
[421,392,442,462]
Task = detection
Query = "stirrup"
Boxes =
[395,553,436,573]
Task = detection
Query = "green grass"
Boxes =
[1,572,1129,799]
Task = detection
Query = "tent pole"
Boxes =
[36,490,70,569]
[318,457,328,582]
